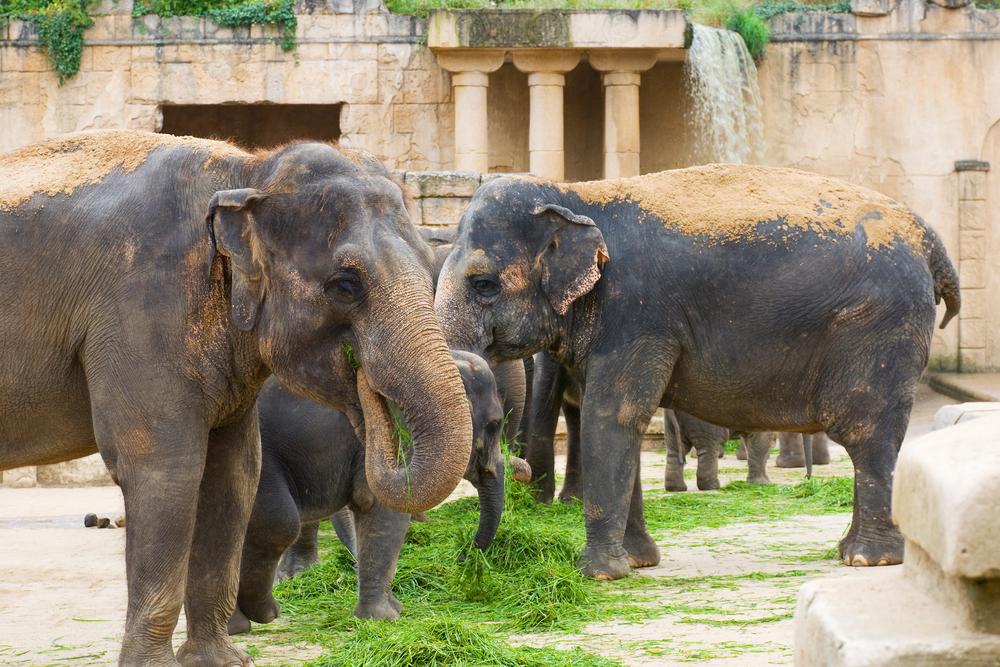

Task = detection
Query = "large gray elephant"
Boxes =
[229,351,531,633]
[435,165,959,580]
[0,131,472,666]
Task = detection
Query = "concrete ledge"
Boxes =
[892,414,1000,579]
[933,402,1000,430]
[795,568,1000,666]
[928,373,1000,403]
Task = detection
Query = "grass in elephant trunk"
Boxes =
[258,443,852,666]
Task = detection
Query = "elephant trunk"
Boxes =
[355,275,473,514]
[492,359,526,448]
[472,469,504,552]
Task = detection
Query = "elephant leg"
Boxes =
[351,498,410,620]
[577,358,663,580]
[558,402,583,503]
[329,507,358,559]
[694,441,721,491]
[623,461,660,568]
[525,351,568,504]
[276,519,324,583]
[178,409,261,666]
[744,432,774,485]
[776,432,806,468]
[233,462,299,631]
[735,440,747,461]
[663,411,688,492]
[812,432,831,465]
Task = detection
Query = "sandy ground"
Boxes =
[0,382,957,666]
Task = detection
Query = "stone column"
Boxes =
[435,50,506,173]
[588,51,658,179]
[511,50,581,182]
[956,160,990,372]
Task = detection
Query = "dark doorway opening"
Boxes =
[159,104,344,151]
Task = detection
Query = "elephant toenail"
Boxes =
[851,554,869,567]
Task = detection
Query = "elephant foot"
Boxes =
[775,452,805,468]
[664,466,687,492]
[813,438,831,465]
[176,637,253,667]
[577,544,631,580]
[735,442,747,461]
[696,477,720,491]
[276,550,321,583]
[746,473,771,485]
[238,593,281,625]
[226,606,252,636]
[838,526,903,567]
[354,596,402,620]
[531,483,555,505]
[557,482,583,504]
[623,531,661,568]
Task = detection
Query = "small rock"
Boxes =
[97,517,111,529]
[84,513,98,528]
[114,516,126,528]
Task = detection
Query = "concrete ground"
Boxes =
[0,378,973,666]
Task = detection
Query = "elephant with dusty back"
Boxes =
[435,165,959,580]
[0,131,473,666]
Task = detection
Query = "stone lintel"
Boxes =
[892,413,1000,580]
[511,49,581,74]
[588,49,658,73]
[404,170,481,198]
[955,160,990,172]
[427,9,686,50]
[434,49,505,74]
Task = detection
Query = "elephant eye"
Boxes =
[469,274,500,298]
[326,271,364,303]
[485,420,501,438]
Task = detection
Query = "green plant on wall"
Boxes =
[0,0,296,85]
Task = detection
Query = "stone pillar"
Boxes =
[511,51,581,181]
[588,51,658,179]
[956,160,990,372]
[435,50,506,173]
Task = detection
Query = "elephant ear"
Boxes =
[206,188,268,331]
[534,204,609,316]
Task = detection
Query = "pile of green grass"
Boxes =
[255,455,851,666]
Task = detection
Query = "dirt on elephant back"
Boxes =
[0,130,251,212]
[518,165,926,254]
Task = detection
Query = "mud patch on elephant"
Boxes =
[516,165,926,254]
[0,130,250,211]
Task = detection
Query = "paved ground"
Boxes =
[0,378,971,666]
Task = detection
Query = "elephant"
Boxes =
[229,351,531,633]
[775,432,831,468]
[0,130,473,666]
[435,164,960,580]
[663,411,775,491]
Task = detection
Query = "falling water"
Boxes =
[685,23,766,165]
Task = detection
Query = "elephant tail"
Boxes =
[920,217,961,330]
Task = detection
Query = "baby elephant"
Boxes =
[229,351,530,634]
[663,410,776,491]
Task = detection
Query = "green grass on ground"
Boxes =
[250,468,852,666]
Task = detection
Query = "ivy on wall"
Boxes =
[0,0,296,85]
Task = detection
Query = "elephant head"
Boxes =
[434,178,608,366]
[453,351,530,551]
[206,143,472,514]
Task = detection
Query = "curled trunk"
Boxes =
[356,277,473,514]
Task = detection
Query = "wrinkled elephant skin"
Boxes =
[435,166,960,580]
[0,131,472,666]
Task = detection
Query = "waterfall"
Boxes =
[685,23,766,165]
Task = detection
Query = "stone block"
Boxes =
[932,402,1000,430]
[958,200,986,231]
[960,348,987,373]
[481,172,528,184]
[36,454,113,486]
[795,567,1000,667]
[86,16,115,41]
[405,170,480,197]
[892,413,1000,579]
[851,0,889,16]
[904,540,1000,635]
[960,288,986,319]
[959,317,986,350]
[419,197,472,226]
[959,229,986,259]
[1,466,37,488]
[6,46,49,73]
[958,170,987,201]
[959,259,985,289]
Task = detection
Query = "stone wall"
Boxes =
[758,0,1000,370]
